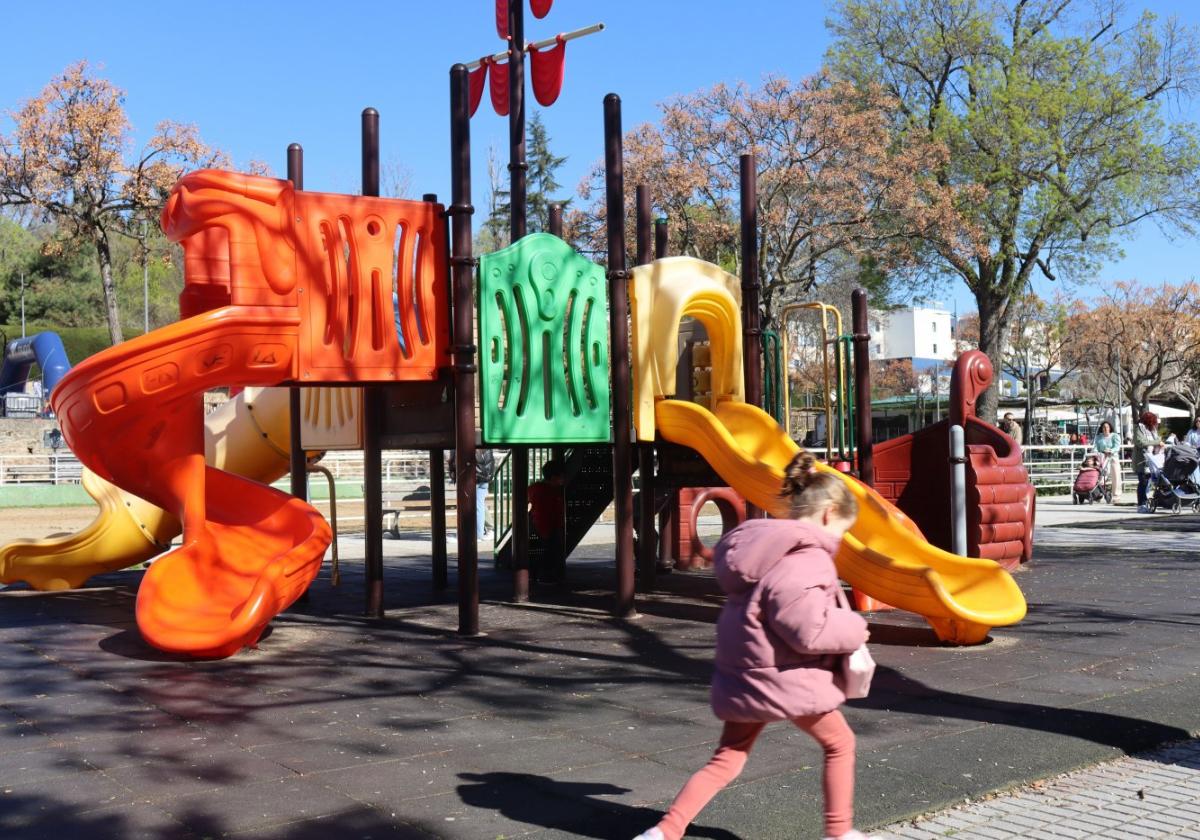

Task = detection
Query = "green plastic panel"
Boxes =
[478,233,611,444]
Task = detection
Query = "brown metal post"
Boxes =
[852,288,874,486]
[420,192,449,593]
[286,144,307,505]
[634,186,657,588]
[430,449,448,590]
[450,66,480,634]
[508,0,527,241]
[740,154,764,518]
[361,109,386,618]
[547,203,567,523]
[605,94,636,617]
[653,215,672,570]
[507,0,531,602]
[740,154,763,407]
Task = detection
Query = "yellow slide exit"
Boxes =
[655,399,1027,644]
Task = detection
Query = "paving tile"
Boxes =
[0,743,98,785]
[223,804,438,839]
[162,776,364,835]
[98,745,297,801]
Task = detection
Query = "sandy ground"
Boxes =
[0,505,100,542]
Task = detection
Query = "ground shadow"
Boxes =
[851,666,1191,754]
[0,790,439,840]
[98,624,275,662]
[456,771,742,839]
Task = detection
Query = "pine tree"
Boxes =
[480,111,568,247]
[526,112,567,232]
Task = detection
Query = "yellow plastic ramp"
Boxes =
[0,387,297,591]
[654,398,1027,644]
[0,468,177,591]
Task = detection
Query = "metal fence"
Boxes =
[0,443,1137,500]
[1022,444,1133,493]
[0,453,83,484]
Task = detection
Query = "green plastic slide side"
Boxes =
[477,233,611,444]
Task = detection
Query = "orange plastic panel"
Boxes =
[162,169,449,383]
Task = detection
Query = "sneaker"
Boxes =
[632,829,664,840]
[1137,505,1150,513]
[824,832,882,840]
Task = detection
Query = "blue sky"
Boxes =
[2,0,1198,315]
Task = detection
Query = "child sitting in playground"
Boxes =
[634,451,876,840]
[527,460,566,584]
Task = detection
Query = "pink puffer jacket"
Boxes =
[710,519,868,722]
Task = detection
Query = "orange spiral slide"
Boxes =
[50,171,448,658]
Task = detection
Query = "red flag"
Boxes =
[530,0,552,18]
[468,59,489,118]
[495,0,508,39]
[529,35,566,107]
[489,58,510,116]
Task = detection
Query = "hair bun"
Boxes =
[782,451,817,496]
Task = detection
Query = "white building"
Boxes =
[869,304,957,370]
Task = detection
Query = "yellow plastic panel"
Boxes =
[298,387,363,450]
[629,257,743,441]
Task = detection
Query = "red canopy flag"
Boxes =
[468,59,489,118]
[530,0,553,18]
[489,58,510,116]
[495,0,508,39]
[529,35,566,107]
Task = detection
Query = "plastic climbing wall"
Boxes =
[477,233,610,444]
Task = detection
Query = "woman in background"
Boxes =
[1093,420,1122,501]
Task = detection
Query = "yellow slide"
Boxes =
[655,399,1027,644]
[0,387,294,591]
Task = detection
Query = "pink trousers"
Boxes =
[656,709,856,840]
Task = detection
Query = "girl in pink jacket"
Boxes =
[634,451,875,840]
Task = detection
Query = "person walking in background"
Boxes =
[633,452,876,840]
[1001,412,1022,446]
[1134,411,1160,513]
[1186,417,1200,448]
[475,449,495,540]
[528,460,566,584]
[445,449,496,540]
[1093,420,1123,500]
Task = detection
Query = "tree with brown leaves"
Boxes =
[0,61,227,344]
[570,75,971,323]
[1067,281,1200,423]
[872,358,918,400]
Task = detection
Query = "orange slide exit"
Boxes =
[51,171,448,658]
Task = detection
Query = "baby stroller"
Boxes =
[1072,453,1111,505]
[1148,443,1200,513]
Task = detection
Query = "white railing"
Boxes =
[0,449,460,489]
[1021,444,1134,492]
[0,453,83,485]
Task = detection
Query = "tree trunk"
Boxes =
[974,286,1008,425]
[94,230,123,345]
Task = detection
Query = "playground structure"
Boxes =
[0,2,1032,657]
[874,351,1036,568]
[0,331,70,415]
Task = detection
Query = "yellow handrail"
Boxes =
[779,303,844,461]
[307,464,340,587]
